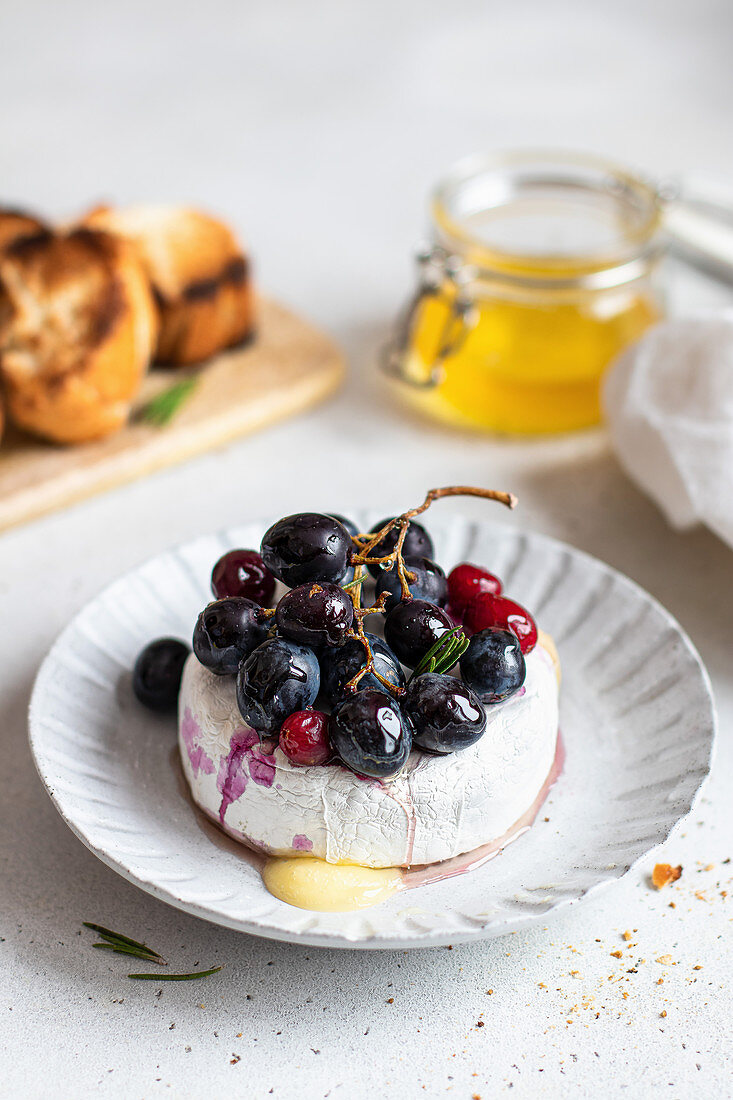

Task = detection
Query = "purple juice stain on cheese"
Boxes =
[181,707,214,778]
[217,728,276,823]
[292,834,313,852]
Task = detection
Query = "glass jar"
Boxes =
[384,151,664,434]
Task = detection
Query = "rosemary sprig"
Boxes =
[410,626,470,680]
[92,943,166,964]
[83,922,164,958]
[128,966,223,982]
[139,375,199,427]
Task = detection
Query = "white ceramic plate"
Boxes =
[29,514,716,949]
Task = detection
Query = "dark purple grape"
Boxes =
[328,513,359,538]
[459,627,526,703]
[329,689,413,779]
[193,597,268,675]
[403,672,486,753]
[261,513,352,587]
[133,638,190,712]
[276,582,354,648]
[375,556,448,614]
[366,518,434,578]
[319,632,406,706]
[383,599,453,669]
[237,638,320,736]
[211,549,276,606]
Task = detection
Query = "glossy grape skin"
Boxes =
[237,638,320,736]
[446,562,502,615]
[133,638,190,712]
[403,672,486,753]
[375,556,448,614]
[279,710,332,766]
[329,689,413,779]
[383,599,453,669]
[463,593,537,654]
[366,518,434,578]
[327,513,359,538]
[459,627,526,703]
[276,582,354,648]
[193,598,268,675]
[319,632,406,706]
[211,549,276,606]
[261,513,352,587]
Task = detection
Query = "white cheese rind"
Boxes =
[178,646,559,868]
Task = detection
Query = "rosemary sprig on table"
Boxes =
[83,922,165,965]
[83,923,222,981]
[410,626,470,680]
[128,966,223,982]
[139,375,199,427]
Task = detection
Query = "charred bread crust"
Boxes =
[82,205,255,365]
[0,207,49,254]
[0,226,158,443]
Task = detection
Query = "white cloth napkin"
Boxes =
[602,313,733,549]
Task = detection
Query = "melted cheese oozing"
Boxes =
[262,856,403,912]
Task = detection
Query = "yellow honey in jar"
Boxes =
[386,152,664,435]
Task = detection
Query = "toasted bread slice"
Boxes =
[0,227,158,443]
[0,207,48,253]
[83,205,255,365]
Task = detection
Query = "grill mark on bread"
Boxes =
[4,227,54,258]
[0,207,49,254]
[181,256,248,303]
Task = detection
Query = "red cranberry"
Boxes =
[211,549,276,606]
[463,593,537,654]
[279,710,332,766]
[447,563,502,615]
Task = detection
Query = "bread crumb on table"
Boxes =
[652,863,682,889]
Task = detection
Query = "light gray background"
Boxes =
[1,1,732,1097]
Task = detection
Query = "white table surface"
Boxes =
[1,2,732,1096]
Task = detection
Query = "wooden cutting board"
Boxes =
[0,297,345,533]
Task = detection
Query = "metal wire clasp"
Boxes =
[382,244,477,389]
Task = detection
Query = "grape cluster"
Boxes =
[133,487,538,782]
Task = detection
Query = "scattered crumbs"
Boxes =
[570,971,580,978]
[543,817,550,822]
[230,1055,241,1066]
[623,931,633,942]
[705,864,714,871]
[660,1011,667,1018]
[476,1021,485,1028]
[657,978,664,985]
[487,990,494,995]
[610,951,623,959]
[236,1033,242,1039]
[387,998,394,1004]
[538,983,547,989]
[656,955,673,965]
[693,965,703,971]
[652,863,682,889]
[668,902,676,909]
